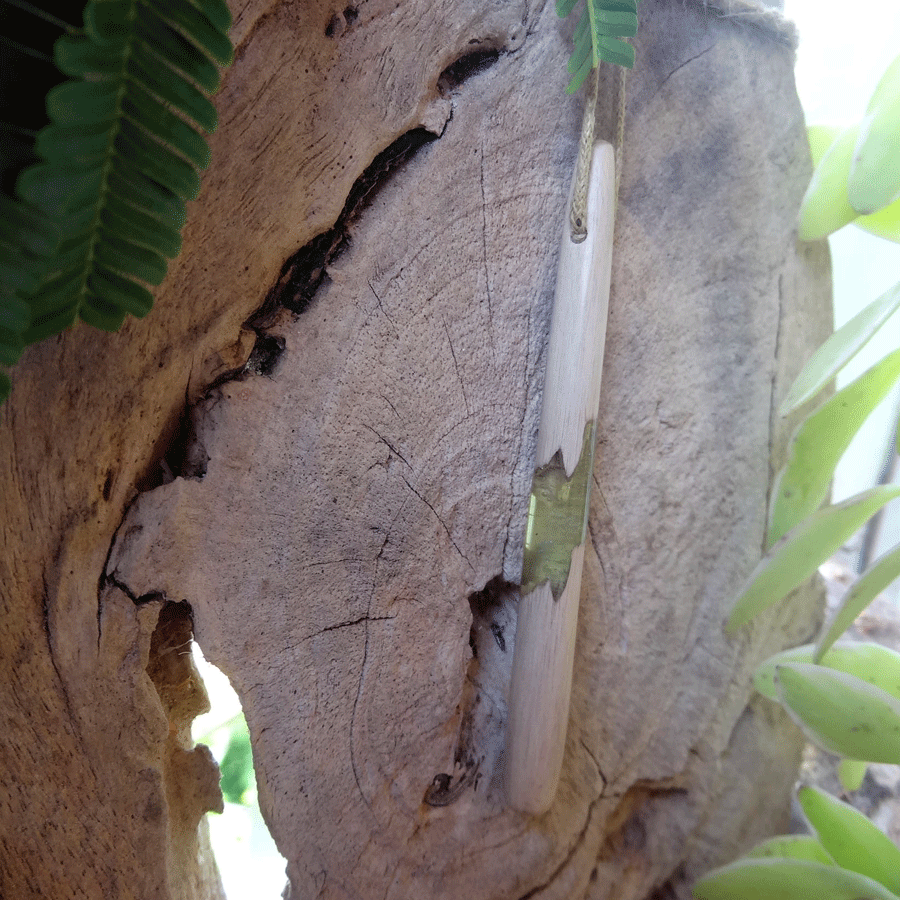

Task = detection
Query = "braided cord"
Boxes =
[569,64,600,243]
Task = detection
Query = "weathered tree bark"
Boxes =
[0,1,831,898]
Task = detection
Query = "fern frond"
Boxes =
[0,195,60,361]
[558,0,639,94]
[11,0,233,353]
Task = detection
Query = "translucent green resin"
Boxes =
[521,420,597,600]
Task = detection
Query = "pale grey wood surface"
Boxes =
[0,1,830,897]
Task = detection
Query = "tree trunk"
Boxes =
[0,1,831,898]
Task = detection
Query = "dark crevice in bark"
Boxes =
[147,600,196,693]
[517,797,600,900]
[424,576,516,808]
[647,867,684,900]
[133,380,207,491]
[247,127,438,330]
[468,575,517,658]
[423,576,518,806]
[244,332,286,378]
[164,382,207,482]
[438,48,501,93]
[123,40,507,500]
[97,40,504,634]
[107,573,164,607]
[317,614,396,636]
[93,39,514,872]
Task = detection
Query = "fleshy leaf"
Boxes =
[797,785,900,893]
[776,663,900,763]
[743,835,834,866]
[849,54,900,214]
[807,124,844,168]
[769,347,900,543]
[798,125,861,240]
[692,857,900,900]
[838,757,867,791]
[727,485,900,631]
[855,196,900,243]
[779,281,900,414]
[754,641,900,703]
[817,542,900,658]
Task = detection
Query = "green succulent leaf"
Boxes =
[806,124,844,168]
[806,123,900,243]
[4,0,233,378]
[769,347,900,544]
[779,281,900,414]
[743,835,834,866]
[219,715,255,805]
[798,124,861,240]
[727,485,900,631]
[865,50,900,115]
[558,0,639,94]
[776,663,900,763]
[849,53,900,214]
[692,857,900,900]
[855,196,900,243]
[754,641,900,703]
[837,757,867,791]
[816,542,900,659]
[797,785,900,893]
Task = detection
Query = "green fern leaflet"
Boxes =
[557,0,639,94]
[0,195,58,400]
[7,0,233,384]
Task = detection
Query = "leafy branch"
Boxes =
[556,0,639,94]
[0,0,234,403]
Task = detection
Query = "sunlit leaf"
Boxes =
[779,281,900,414]
[727,485,900,631]
[849,99,900,214]
[839,57,900,234]
[798,785,900,893]
[837,757,867,791]
[865,50,900,115]
[855,196,900,243]
[744,835,834,865]
[754,641,900,703]
[798,125,860,241]
[769,348,900,544]
[816,541,900,658]
[692,857,900,900]
[776,663,900,763]
[806,124,844,168]
[219,716,255,805]
[849,53,900,214]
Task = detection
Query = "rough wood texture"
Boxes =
[0,0,830,897]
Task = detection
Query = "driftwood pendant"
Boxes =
[506,141,616,814]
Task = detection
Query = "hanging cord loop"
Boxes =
[615,63,627,210]
[569,65,599,243]
[568,61,629,243]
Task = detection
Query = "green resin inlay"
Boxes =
[521,419,597,601]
